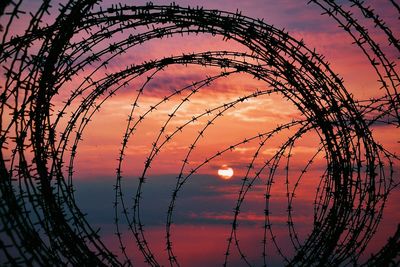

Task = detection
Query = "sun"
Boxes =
[217,165,234,180]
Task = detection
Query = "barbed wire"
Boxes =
[0,0,399,266]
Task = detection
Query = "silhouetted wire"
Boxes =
[0,0,399,266]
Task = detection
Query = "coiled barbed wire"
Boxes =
[0,0,399,266]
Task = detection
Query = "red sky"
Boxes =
[1,0,399,266]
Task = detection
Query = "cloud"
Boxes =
[73,173,318,228]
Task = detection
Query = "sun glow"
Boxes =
[217,165,234,180]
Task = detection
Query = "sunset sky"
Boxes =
[62,1,399,266]
[2,0,399,266]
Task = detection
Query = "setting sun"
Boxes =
[217,165,234,180]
